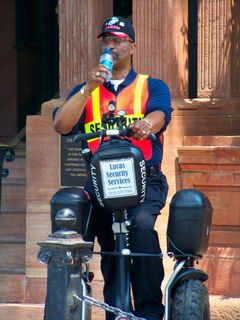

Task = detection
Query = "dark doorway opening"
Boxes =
[188,0,198,98]
[15,0,59,130]
[113,0,132,20]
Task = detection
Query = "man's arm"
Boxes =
[130,78,172,140]
[53,64,110,134]
[53,87,90,134]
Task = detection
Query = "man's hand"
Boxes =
[129,119,152,140]
[85,64,111,93]
[129,111,166,140]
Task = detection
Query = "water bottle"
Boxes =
[99,47,113,81]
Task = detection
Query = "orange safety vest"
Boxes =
[84,74,160,160]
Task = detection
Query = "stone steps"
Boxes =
[0,145,26,303]
[1,177,26,210]
[0,274,26,303]
[0,210,26,239]
[0,304,44,320]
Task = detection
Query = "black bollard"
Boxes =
[38,188,93,320]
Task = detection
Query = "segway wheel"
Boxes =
[170,279,210,320]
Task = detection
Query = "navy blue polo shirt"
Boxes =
[53,67,173,166]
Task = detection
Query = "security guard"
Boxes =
[53,16,173,320]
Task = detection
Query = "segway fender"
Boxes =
[171,268,208,291]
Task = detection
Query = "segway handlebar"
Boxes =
[72,127,156,143]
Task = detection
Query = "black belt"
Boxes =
[146,165,161,177]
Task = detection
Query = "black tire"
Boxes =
[170,279,210,320]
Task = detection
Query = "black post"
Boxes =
[38,203,93,320]
[112,210,131,312]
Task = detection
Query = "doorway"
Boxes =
[15,0,59,130]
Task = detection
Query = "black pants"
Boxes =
[85,172,169,320]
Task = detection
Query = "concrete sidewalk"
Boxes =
[210,295,240,320]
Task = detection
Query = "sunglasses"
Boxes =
[100,36,133,46]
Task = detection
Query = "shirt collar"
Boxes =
[104,67,137,94]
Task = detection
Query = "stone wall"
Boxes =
[177,136,240,296]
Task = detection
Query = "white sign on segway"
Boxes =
[100,158,137,198]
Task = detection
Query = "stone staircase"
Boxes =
[0,144,26,302]
[0,143,44,319]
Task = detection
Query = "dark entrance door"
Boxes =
[15,0,59,130]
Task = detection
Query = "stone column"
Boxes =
[198,0,240,98]
[58,0,113,98]
[132,0,188,98]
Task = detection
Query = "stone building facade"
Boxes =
[0,0,239,319]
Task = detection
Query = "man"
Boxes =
[53,16,172,320]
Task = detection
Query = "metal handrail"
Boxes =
[0,116,28,214]
[7,126,26,149]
